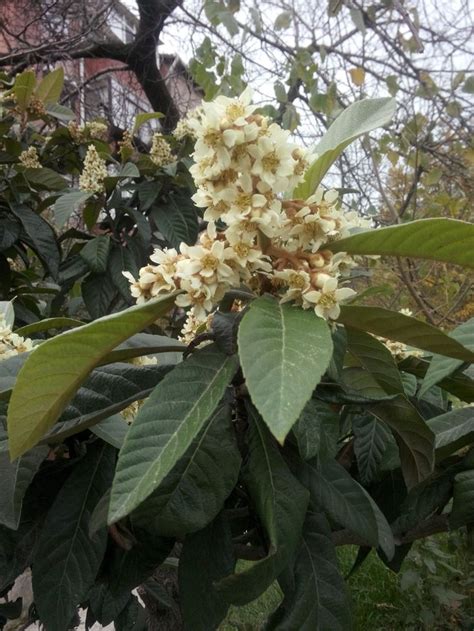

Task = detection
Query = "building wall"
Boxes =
[0,0,202,129]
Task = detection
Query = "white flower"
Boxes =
[302,276,356,320]
[79,145,107,194]
[149,248,180,284]
[178,307,211,344]
[19,147,41,169]
[150,133,174,167]
[0,315,34,362]
[274,269,311,303]
[177,239,237,287]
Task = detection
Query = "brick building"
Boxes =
[0,0,201,136]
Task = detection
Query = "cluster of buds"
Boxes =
[149,133,174,167]
[0,315,33,362]
[19,147,41,169]
[125,89,367,340]
[68,121,108,144]
[172,107,203,141]
[79,145,108,194]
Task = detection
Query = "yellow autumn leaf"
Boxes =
[349,67,366,86]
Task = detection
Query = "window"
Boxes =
[109,9,136,44]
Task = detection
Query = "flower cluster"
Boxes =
[173,106,203,141]
[79,145,108,194]
[149,133,174,167]
[125,89,367,340]
[68,121,108,143]
[19,147,41,169]
[0,315,33,362]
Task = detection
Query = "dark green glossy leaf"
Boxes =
[420,317,474,397]
[339,306,474,361]
[80,236,111,274]
[10,205,60,278]
[179,513,234,631]
[369,396,435,488]
[428,407,474,460]
[353,414,390,485]
[269,511,352,631]
[450,470,474,529]
[109,345,238,523]
[302,460,393,556]
[151,191,199,248]
[132,402,241,537]
[293,398,339,462]
[45,363,171,444]
[32,442,115,631]
[53,191,92,227]
[346,328,404,395]
[216,405,309,605]
[0,445,49,529]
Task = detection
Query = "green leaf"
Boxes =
[80,236,111,274]
[392,474,452,536]
[462,76,474,94]
[53,191,92,228]
[131,402,241,537]
[118,162,140,178]
[329,219,474,270]
[15,317,84,337]
[338,306,474,362]
[346,328,405,394]
[88,582,130,626]
[400,356,474,403]
[32,442,115,631]
[303,460,392,554]
[450,470,474,529]
[109,344,238,524]
[132,112,164,132]
[0,445,48,529]
[269,511,352,631]
[353,413,390,485]
[10,205,60,278]
[7,292,178,458]
[45,102,75,121]
[92,414,130,449]
[44,362,172,444]
[107,528,173,598]
[179,513,235,631]
[294,98,396,197]
[151,191,199,249]
[216,405,309,606]
[341,367,394,401]
[0,214,21,251]
[369,396,435,488]
[35,68,64,104]
[13,70,36,111]
[23,167,67,190]
[427,407,474,460]
[82,273,117,319]
[238,295,333,443]
[293,398,339,462]
[420,317,474,397]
